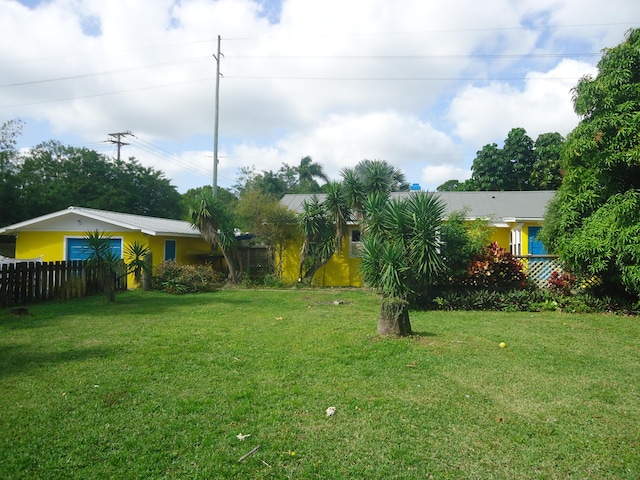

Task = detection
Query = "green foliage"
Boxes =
[188,191,240,283]
[16,141,183,221]
[82,230,125,302]
[431,287,635,314]
[541,28,640,301]
[235,189,297,278]
[438,210,493,284]
[360,192,445,300]
[297,195,336,282]
[464,242,527,291]
[124,240,151,287]
[0,119,26,226]
[153,260,224,293]
[234,156,328,197]
[444,128,564,192]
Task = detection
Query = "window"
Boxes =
[349,229,363,258]
[66,237,122,261]
[164,239,177,261]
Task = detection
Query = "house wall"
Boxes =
[279,222,545,287]
[14,230,211,287]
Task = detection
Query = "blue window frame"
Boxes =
[66,237,122,261]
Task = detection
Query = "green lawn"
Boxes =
[1,289,638,479]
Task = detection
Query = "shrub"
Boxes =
[153,261,225,294]
[464,242,527,291]
[548,271,576,296]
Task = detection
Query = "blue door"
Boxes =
[66,237,122,261]
[528,227,546,255]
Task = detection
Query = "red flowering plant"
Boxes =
[548,270,576,296]
[464,242,527,290]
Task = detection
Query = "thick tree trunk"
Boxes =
[378,297,412,336]
[142,252,153,290]
[103,271,116,302]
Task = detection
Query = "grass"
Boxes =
[1,288,639,479]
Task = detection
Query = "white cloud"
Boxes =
[447,59,597,147]
[1,0,637,195]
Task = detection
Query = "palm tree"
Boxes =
[354,159,410,194]
[360,192,445,335]
[188,193,240,284]
[341,159,409,221]
[296,156,329,192]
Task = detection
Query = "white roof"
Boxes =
[280,190,556,224]
[0,206,202,237]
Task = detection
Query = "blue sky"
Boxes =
[1,0,638,193]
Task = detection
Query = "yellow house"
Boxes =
[0,206,213,287]
[279,190,556,287]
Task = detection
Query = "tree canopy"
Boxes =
[439,128,564,192]
[540,28,640,300]
[0,129,184,226]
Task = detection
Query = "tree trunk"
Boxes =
[220,247,239,284]
[103,270,116,302]
[378,297,412,336]
[142,252,153,290]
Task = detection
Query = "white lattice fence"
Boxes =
[516,255,563,289]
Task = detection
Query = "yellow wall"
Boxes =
[14,230,212,288]
[280,222,544,287]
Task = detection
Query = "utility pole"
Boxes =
[212,35,222,197]
[107,131,132,161]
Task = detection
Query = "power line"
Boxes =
[226,52,601,60]
[0,56,211,89]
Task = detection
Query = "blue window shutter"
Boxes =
[66,238,122,261]
[165,240,177,261]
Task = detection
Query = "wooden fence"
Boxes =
[0,260,127,308]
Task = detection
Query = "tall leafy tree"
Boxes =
[0,119,25,226]
[503,127,535,190]
[469,143,508,190]
[360,192,445,336]
[15,141,183,220]
[234,189,296,277]
[530,132,564,190]
[541,28,640,299]
[457,128,561,192]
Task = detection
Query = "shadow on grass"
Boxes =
[0,289,253,325]
[0,344,114,378]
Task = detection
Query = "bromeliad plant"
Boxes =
[360,192,445,336]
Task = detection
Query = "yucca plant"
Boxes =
[83,230,122,301]
[125,240,151,287]
[360,192,445,335]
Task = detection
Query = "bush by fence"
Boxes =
[0,260,127,308]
